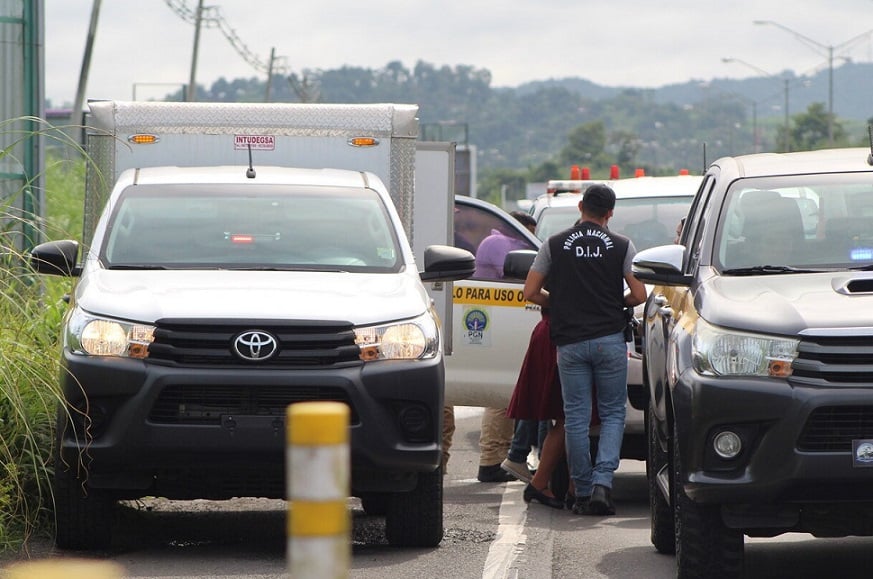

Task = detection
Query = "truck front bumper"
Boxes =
[674,369,873,509]
[58,350,443,499]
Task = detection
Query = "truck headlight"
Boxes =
[354,312,439,361]
[66,307,155,358]
[692,318,797,377]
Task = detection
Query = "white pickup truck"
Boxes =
[29,101,474,551]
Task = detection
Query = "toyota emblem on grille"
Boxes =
[233,330,278,361]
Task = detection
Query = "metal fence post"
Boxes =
[287,401,350,578]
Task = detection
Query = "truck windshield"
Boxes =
[536,195,692,251]
[101,184,402,272]
[716,174,873,272]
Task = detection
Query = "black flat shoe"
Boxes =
[565,492,576,511]
[523,484,564,510]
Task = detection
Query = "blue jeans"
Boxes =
[557,331,627,497]
[507,419,549,463]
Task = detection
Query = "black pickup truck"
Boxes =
[633,147,873,578]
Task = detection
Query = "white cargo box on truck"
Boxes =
[83,101,422,246]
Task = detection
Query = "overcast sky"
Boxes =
[44,0,873,107]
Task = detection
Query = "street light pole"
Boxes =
[722,57,790,152]
[754,20,873,146]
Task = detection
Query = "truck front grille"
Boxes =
[149,384,357,424]
[791,336,873,451]
[798,406,873,452]
[147,319,361,367]
[792,335,873,384]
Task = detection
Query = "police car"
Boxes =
[447,174,701,460]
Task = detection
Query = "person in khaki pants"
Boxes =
[443,210,538,482]
[442,406,516,481]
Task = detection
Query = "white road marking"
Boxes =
[482,484,534,579]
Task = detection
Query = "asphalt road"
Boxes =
[4,407,873,578]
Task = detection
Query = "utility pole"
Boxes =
[73,0,102,129]
[264,47,276,102]
[722,57,791,152]
[754,20,873,146]
[186,0,205,102]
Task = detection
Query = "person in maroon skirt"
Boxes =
[507,309,599,509]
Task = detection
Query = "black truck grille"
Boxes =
[798,406,873,452]
[147,319,361,367]
[149,384,357,425]
[792,335,873,452]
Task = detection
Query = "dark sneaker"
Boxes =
[588,484,616,516]
[477,463,516,483]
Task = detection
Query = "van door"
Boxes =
[445,197,540,408]
[413,142,456,352]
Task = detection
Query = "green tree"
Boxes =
[527,160,563,183]
[559,121,610,174]
[781,102,848,151]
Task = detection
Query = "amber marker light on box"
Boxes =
[348,136,379,147]
[127,134,160,144]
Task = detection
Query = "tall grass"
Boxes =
[0,119,86,554]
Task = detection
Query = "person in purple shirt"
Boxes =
[473,211,536,279]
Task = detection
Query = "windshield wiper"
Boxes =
[229,266,348,273]
[848,264,873,271]
[722,265,828,275]
[107,264,168,270]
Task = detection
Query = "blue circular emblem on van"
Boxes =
[464,309,488,331]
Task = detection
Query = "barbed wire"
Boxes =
[163,0,288,75]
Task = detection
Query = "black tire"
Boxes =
[360,494,389,516]
[647,402,675,554]
[53,461,114,551]
[673,423,743,579]
[385,467,443,548]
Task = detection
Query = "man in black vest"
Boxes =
[522,184,647,515]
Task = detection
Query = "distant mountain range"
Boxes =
[515,61,873,123]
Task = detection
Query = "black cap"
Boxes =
[582,184,616,211]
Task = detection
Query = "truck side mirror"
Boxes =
[420,245,476,282]
[29,240,81,277]
[631,244,692,287]
[503,249,537,280]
